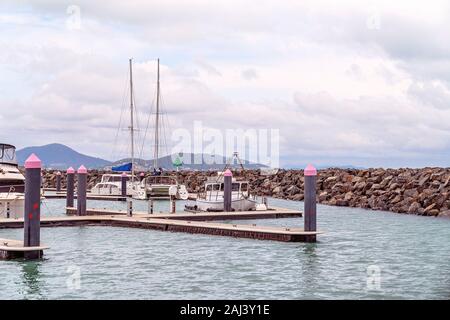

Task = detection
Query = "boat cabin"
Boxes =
[202,181,249,201]
[0,144,25,193]
[144,175,178,186]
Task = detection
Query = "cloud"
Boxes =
[241,68,258,80]
[1,1,450,167]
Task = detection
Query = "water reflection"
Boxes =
[295,242,320,298]
[20,261,43,299]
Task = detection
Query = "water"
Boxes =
[0,198,449,299]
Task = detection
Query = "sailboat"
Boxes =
[91,58,187,200]
[139,59,188,200]
[91,59,142,197]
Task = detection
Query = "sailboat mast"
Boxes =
[129,58,135,182]
[153,58,160,169]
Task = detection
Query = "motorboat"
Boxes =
[0,143,25,218]
[140,175,188,199]
[90,173,141,196]
[186,171,264,212]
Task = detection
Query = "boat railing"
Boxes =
[0,183,25,194]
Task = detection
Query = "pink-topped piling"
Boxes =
[121,172,128,198]
[223,169,232,212]
[304,164,317,242]
[66,167,75,208]
[77,165,87,216]
[56,171,62,192]
[77,165,87,174]
[24,154,43,259]
[304,164,317,176]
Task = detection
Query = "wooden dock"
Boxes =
[0,238,49,259]
[0,214,319,242]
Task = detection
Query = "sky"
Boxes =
[1,0,450,168]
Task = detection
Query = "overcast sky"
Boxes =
[1,0,450,168]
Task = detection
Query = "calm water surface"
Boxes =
[0,197,449,299]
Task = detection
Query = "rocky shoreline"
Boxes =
[41,168,450,218]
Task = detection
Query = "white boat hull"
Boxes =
[195,198,257,212]
[0,193,24,219]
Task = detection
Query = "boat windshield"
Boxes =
[206,182,248,192]
[102,175,124,183]
[0,144,17,165]
[146,176,177,185]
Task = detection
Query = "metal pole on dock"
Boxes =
[77,165,87,216]
[304,164,317,237]
[148,199,154,214]
[262,196,268,208]
[56,171,62,192]
[66,167,75,208]
[224,169,232,212]
[170,196,176,213]
[126,198,133,217]
[24,153,42,259]
[121,172,127,198]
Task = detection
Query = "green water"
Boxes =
[0,198,449,299]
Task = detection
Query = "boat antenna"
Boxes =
[153,58,160,170]
[217,152,246,182]
[129,58,135,182]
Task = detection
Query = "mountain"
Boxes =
[17,143,112,169]
[16,143,267,170]
[109,153,268,171]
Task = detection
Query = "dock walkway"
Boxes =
[0,207,319,242]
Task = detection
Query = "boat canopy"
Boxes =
[112,162,132,172]
[0,144,17,165]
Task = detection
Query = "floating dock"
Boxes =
[0,214,319,242]
[64,206,303,220]
[43,192,190,201]
[43,193,127,201]
[0,238,49,260]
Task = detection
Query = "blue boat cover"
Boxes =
[112,162,132,172]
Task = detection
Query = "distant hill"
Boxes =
[109,153,268,171]
[287,164,365,170]
[17,143,112,169]
[16,144,268,170]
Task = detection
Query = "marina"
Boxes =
[2,1,450,304]
[0,154,318,268]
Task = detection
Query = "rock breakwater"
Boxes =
[41,168,450,218]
